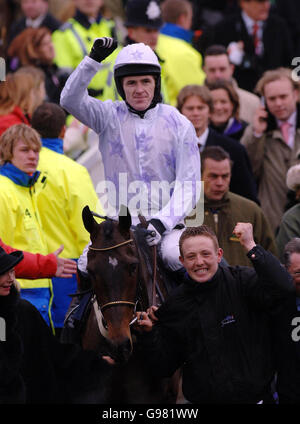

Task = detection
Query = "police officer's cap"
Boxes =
[125,0,163,29]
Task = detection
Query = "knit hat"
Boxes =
[0,246,23,275]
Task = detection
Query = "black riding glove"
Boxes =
[89,37,118,63]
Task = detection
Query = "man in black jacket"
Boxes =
[211,0,293,92]
[136,222,294,403]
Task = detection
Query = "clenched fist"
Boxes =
[232,222,256,252]
[89,37,118,63]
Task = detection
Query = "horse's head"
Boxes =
[82,205,140,363]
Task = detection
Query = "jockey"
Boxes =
[61,39,201,275]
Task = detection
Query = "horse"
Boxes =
[72,205,180,404]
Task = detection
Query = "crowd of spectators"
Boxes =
[0,0,300,405]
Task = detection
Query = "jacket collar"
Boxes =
[74,8,103,29]
[42,137,64,154]
[0,163,40,187]
[183,267,220,292]
[160,22,193,43]
[204,192,230,210]
[224,118,244,136]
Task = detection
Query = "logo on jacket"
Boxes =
[221,315,236,327]
[0,317,6,341]
[291,317,300,342]
[25,208,32,218]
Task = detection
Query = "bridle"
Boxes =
[88,235,143,333]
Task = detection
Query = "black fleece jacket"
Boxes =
[139,245,295,404]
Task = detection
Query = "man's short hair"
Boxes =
[31,102,66,139]
[161,0,192,24]
[179,225,219,257]
[283,238,300,268]
[0,124,41,165]
[204,45,229,60]
[206,79,240,119]
[255,67,300,96]
[177,84,213,113]
[201,146,232,173]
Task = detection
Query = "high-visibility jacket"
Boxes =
[36,141,104,327]
[37,142,101,258]
[156,34,206,106]
[52,12,118,100]
[0,165,54,330]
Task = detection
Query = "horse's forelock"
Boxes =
[102,219,114,239]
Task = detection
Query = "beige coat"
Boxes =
[241,124,300,233]
[231,79,260,124]
[236,86,260,125]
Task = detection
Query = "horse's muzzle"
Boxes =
[109,337,133,364]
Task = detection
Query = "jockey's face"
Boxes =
[122,75,155,111]
[179,235,223,283]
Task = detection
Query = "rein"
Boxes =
[137,214,157,306]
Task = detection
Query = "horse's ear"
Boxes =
[118,204,131,233]
[82,205,97,234]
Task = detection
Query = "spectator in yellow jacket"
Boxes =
[0,124,55,331]
[156,0,206,106]
[51,0,118,100]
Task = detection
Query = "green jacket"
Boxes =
[276,203,300,261]
[204,191,278,267]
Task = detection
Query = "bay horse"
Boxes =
[75,205,179,404]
